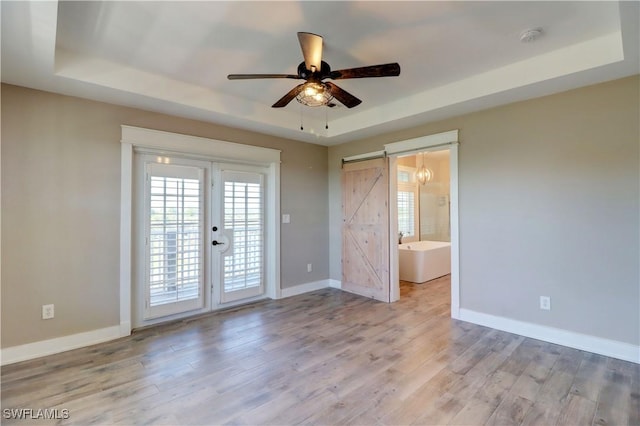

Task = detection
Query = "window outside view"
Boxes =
[223,181,263,292]
[148,176,201,307]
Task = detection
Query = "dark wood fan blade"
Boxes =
[272,84,305,108]
[297,32,323,71]
[325,82,361,108]
[329,63,400,80]
[228,74,300,80]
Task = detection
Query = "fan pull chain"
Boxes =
[300,105,304,131]
[325,107,329,130]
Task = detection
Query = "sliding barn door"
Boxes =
[342,158,390,302]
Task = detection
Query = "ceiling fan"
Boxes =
[227,32,401,109]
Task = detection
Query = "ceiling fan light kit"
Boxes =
[296,82,334,107]
[228,32,400,109]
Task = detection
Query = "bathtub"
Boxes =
[399,240,451,283]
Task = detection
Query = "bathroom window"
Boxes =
[397,165,419,242]
[398,190,415,237]
[398,170,412,183]
[397,165,415,184]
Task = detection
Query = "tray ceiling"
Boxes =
[2,1,638,145]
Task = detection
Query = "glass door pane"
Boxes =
[219,170,264,303]
[144,162,205,319]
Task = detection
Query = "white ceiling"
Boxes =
[2,1,638,146]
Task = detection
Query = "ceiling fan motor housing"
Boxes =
[298,61,332,80]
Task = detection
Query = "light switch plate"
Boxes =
[540,296,551,311]
[42,304,54,319]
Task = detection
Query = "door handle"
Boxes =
[212,240,225,246]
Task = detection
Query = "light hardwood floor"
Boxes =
[2,276,639,425]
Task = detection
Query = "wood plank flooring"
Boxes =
[2,276,638,425]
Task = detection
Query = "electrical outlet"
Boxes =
[307,263,312,273]
[42,304,55,320]
[539,296,551,311]
[282,214,291,224]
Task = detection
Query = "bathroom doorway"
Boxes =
[396,150,452,287]
[397,150,451,244]
[385,131,460,318]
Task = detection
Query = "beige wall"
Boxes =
[1,84,329,348]
[3,75,639,350]
[329,75,640,346]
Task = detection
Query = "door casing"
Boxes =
[120,125,281,333]
[385,131,459,316]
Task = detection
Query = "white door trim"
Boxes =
[384,130,459,155]
[120,126,281,334]
[384,130,460,318]
[121,125,281,164]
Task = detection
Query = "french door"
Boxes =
[216,168,265,303]
[135,155,266,324]
[143,159,207,319]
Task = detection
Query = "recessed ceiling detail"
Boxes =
[1,1,638,145]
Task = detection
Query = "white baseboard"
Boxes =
[280,279,333,298]
[119,321,132,337]
[1,324,128,366]
[459,308,640,364]
[2,280,339,365]
[328,279,342,289]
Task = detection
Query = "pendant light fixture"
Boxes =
[416,151,433,185]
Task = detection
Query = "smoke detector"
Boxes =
[520,28,543,43]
